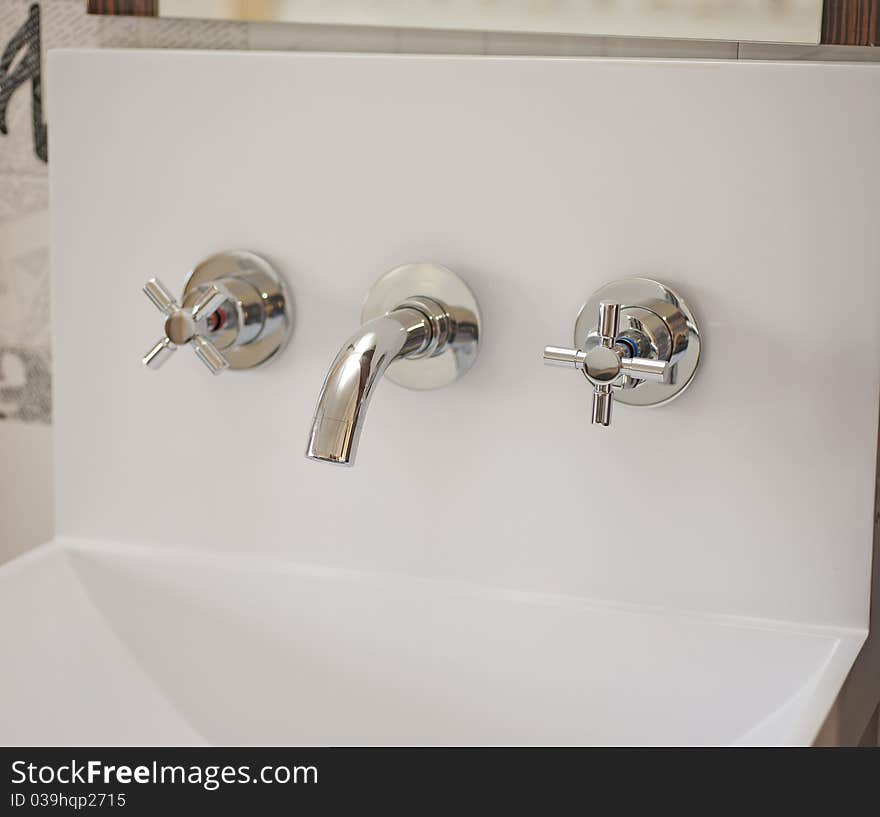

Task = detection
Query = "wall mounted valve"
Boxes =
[543,278,700,426]
[142,250,293,374]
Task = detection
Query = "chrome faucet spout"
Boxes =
[306,307,431,466]
[306,263,482,468]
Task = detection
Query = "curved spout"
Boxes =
[306,307,431,466]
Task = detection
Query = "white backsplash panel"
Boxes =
[49,50,880,637]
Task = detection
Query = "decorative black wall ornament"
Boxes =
[0,3,47,163]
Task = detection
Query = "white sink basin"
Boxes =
[0,537,862,746]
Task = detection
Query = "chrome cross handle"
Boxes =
[544,300,669,426]
[139,250,295,375]
[143,277,231,375]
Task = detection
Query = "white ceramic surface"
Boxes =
[49,50,880,627]
[0,537,863,746]
[7,49,880,745]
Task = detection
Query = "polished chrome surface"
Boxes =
[361,263,481,390]
[308,263,482,466]
[306,308,430,466]
[587,301,618,425]
[574,278,699,407]
[543,344,668,382]
[142,250,293,374]
[597,300,619,344]
[142,277,230,375]
[543,277,700,424]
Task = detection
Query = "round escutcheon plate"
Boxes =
[361,263,482,390]
[182,250,293,370]
[574,277,701,408]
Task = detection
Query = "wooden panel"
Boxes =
[858,706,880,746]
[822,0,880,45]
[86,0,157,16]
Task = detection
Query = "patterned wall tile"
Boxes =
[485,30,739,59]
[6,247,50,348]
[396,26,486,54]
[0,346,51,423]
[96,13,141,48]
[0,173,48,221]
[739,42,880,61]
[134,15,248,50]
[40,0,100,48]
[0,89,43,177]
[247,20,399,53]
[599,35,738,59]
[0,206,50,424]
[0,211,49,339]
[0,2,47,175]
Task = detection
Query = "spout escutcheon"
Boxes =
[360,263,482,391]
